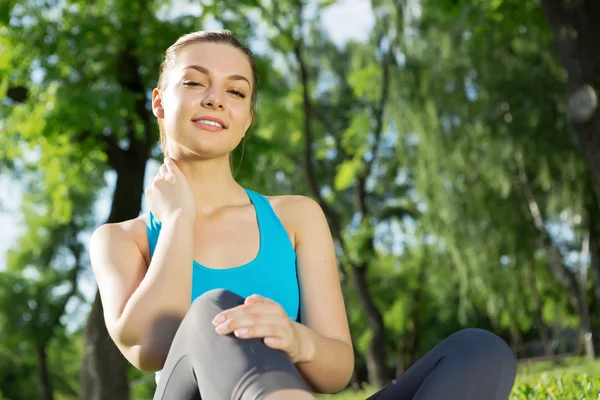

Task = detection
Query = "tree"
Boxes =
[412,0,597,358]
[2,0,169,397]
[539,0,600,214]
[2,1,294,396]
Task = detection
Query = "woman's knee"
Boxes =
[448,329,516,371]
[171,289,245,347]
[187,288,245,321]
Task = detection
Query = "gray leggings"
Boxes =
[153,289,516,400]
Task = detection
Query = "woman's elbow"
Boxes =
[315,344,355,394]
[113,313,181,370]
[334,362,355,393]
[136,345,167,372]
[110,325,172,373]
[334,344,356,392]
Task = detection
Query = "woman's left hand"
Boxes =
[211,294,309,364]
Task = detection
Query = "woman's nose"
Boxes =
[201,87,224,110]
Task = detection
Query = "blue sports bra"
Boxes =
[146,188,301,378]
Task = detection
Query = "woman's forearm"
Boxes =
[294,322,355,394]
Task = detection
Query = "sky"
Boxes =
[0,0,375,322]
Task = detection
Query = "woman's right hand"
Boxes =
[145,157,197,222]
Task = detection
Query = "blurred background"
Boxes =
[1,0,600,399]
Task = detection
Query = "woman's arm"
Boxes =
[287,196,355,393]
[90,215,194,371]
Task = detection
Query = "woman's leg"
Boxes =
[367,328,517,400]
[153,288,312,400]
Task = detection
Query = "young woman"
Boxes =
[90,30,517,400]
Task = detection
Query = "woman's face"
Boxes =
[153,42,254,160]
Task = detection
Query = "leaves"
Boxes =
[511,373,600,399]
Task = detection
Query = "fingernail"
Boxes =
[212,314,225,326]
[234,328,248,337]
[215,321,229,334]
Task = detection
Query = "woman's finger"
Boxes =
[159,163,168,176]
[158,163,175,183]
[263,336,285,349]
[245,294,279,306]
[215,312,282,335]
[232,322,287,341]
[164,157,183,175]
[213,303,279,326]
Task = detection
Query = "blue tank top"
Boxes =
[146,188,301,378]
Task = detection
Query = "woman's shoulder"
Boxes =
[261,193,331,252]
[91,214,151,266]
[263,194,327,231]
[264,194,321,212]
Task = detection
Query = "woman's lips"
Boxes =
[192,120,225,132]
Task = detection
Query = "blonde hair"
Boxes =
[156,30,258,157]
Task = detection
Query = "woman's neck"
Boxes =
[172,156,248,217]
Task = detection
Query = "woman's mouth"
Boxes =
[192,119,225,131]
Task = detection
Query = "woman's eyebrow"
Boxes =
[184,65,250,87]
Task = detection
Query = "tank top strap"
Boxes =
[244,188,294,252]
[146,211,161,258]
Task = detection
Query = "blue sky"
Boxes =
[0,1,374,321]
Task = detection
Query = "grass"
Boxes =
[317,357,600,400]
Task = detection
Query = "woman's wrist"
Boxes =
[293,321,316,364]
[160,213,196,231]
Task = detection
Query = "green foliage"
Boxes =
[511,374,600,399]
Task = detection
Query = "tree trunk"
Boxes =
[514,152,595,360]
[80,147,148,400]
[395,257,427,376]
[577,220,595,359]
[540,0,600,355]
[525,261,555,361]
[577,247,596,360]
[394,341,406,377]
[588,197,600,346]
[540,0,600,213]
[37,344,54,400]
[289,1,391,388]
[351,263,389,388]
[577,285,595,359]
[408,264,426,368]
[509,330,522,358]
[592,228,600,331]
[81,293,131,400]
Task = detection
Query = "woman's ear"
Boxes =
[152,88,164,119]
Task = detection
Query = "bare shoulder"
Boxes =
[266,194,325,221]
[265,195,328,245]
[91,215,151,266]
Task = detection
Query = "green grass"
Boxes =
[317,357,600,400]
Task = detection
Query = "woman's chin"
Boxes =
[174,144,232,161]
[166,134,239,161]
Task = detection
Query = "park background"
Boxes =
[1,0,600,398]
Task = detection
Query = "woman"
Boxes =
[90,30,517,400]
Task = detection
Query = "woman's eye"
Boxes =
[229,89,246,98]
[183,81,202,87]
